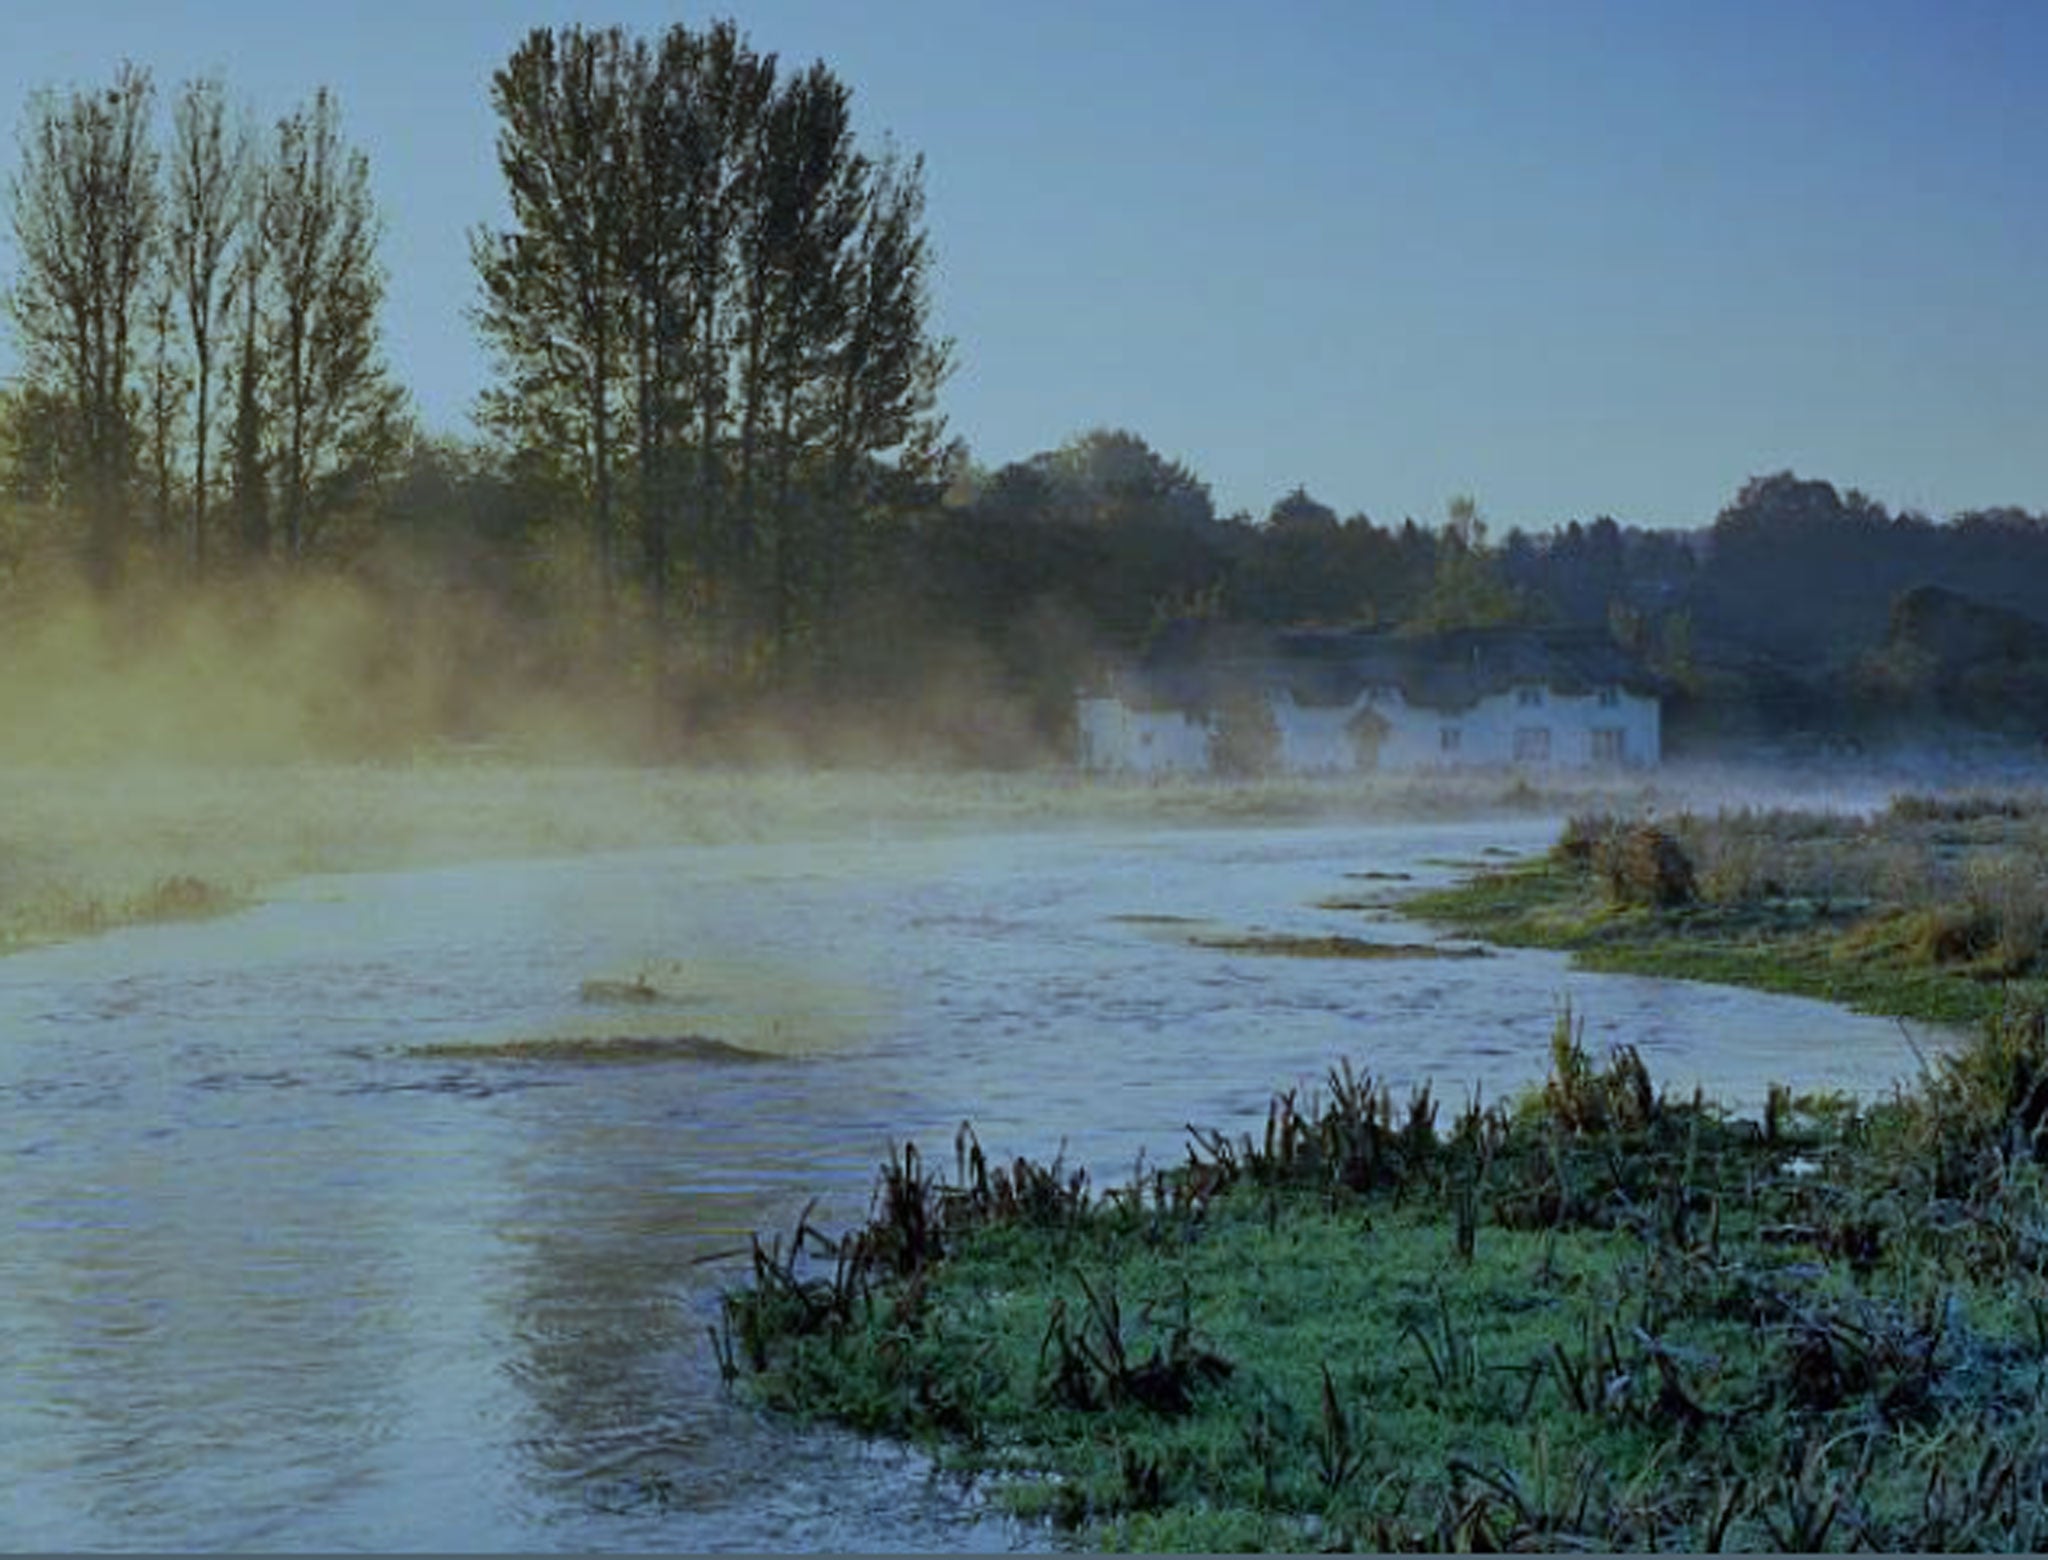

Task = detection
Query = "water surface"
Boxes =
[0,816,1945,1549]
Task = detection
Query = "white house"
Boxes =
[1076,627,1662,776]
[1073,695,1216,776]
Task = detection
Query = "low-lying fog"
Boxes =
[0,579,2028,1550]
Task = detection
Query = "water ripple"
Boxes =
[0,815,1946,1550]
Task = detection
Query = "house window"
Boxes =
[1439,726,1462,754]
[1517,686,1544,708]
[1592,728,1627,764]
[1597,687,1620,709]
[1513,727,1552,763]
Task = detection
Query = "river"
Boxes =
[0,811,1947,1549]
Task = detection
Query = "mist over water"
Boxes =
[0,798,1951,1550]
[0,571,2007,1547]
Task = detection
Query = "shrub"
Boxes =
[1887,792,2040,826]
[1592,822,1697,909]
[1963,853,2048,975]
[1552,813,1608,870]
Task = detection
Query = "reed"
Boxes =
[719,1004,2048,1548]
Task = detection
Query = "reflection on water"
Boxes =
[0,817,1949,1549]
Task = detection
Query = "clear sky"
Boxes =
[3,0,2045,531]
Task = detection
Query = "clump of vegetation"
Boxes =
[577,962,700,1006]
[126,873,239,921]
[1887,792,2040,826]
[406,1032,763,1065]
[1558,815,1698,908]
[579,976,665,1005]
[1192,933,1491,961]
[2,871,245,947]
[719,1008,2048,1549]
[1412,794,2048,1025]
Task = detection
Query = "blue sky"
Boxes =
[3,0,2045,530]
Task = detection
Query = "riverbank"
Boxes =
[722,1011,2048,1551]
[718,791,2048,1549]
[1,748,2042,954]
[0,760,1674,953]
[1402,795,2048,1027]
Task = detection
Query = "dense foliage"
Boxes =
[472,22,951,671]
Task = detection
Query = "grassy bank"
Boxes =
[0,754,2012,955]
[1402,794,2048,1027]
[0,761,1655,953]
[721,1014,2048,1550]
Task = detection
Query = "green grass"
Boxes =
[720,1015,2048,1549]
[1404,827,2043,1028]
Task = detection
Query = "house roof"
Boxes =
[1096,625,1662,714]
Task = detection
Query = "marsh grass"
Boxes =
[0,870,245,948]
[720,1007,2048,1549]
[404,1032,764,1064]
[1407,794,2048,1025]
[1191,933,1492,961]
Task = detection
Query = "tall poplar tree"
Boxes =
[260,88,404,561]
[821,146,952,612]
[664,20,773,632]
[473,18,951,667]
[743,61,866,657]
[473,26,639,597]
[4,63,161,584]
[142,277,183,545]
[225,238,270,560]
[167,75,249,573]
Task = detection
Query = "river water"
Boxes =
[0,813,1949,1550]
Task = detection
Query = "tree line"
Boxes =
[916,445,2048,750]
[3,25,2044,758]
[472,22,950,671]
[1,19,950,681]
[5,66,401,582]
